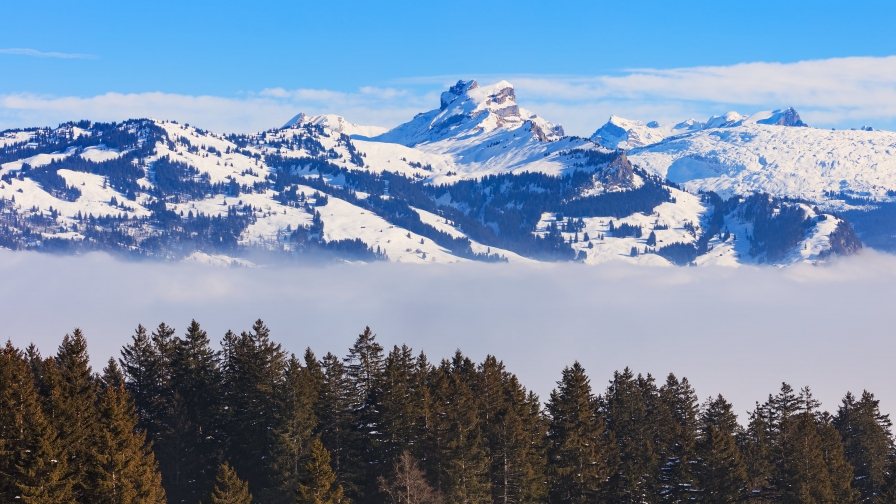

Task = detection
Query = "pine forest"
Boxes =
[1,321,894,504]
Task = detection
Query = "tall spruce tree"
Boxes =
[777,387,857,504]
[296,438,347,504]
[42,329,97,500]
[222,319,288,499]
[317,352,359,497]
[545,361,612,504]
[378,345,423,471]
[0,341,74,503]
[694,395,747,503]
[161,319,223,504]
[740,400,774,495]
[835,391,895,504]
[603,368,660,504]
[272,352,320,501]
[343,327,386,501]
[431,353,491,504]
[818,411,859,504]
[478,356,546,504]
[88,359,166,504]
[658,374,700,503]
[209,462,253,504]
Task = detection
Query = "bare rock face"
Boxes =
[487,86,516,106]
[776,107,807,127]
[596,150,635,189]
[756,107,808,127]
[824,220,862,257]
[441,80,479,110]
[528,121,565,142]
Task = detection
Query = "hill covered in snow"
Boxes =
[0,80,882,266]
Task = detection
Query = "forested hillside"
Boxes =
[2,323,894,503]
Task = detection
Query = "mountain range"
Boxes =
[2,78,890,266]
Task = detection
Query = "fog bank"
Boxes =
[1,250,894,420]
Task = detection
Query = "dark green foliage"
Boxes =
[477,356,546,504]
[3,323,893,504]
[603,368,661,504]
[296,438,347,504]
[694,395,747,503]
[739,194,815,262]
[546,362,612,504]
[658,374,700,503]
[835,391,894,503]
[657,242,697,265]
[209,462,253,504]
[222,319,289,500]
[88,359,167,504]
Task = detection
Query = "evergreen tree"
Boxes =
[817,411,859,504]
[603,368,660,504]
[0,341,74,503]
[317,352,359,496]
[296,438,347,504]
[120,325,171,426]
[835,391,895,504]
[478,356,546,504]
[740,400,774,495]
[431,353,491,504]
[378,345,423,471]
[658,373,699,503]
[777,387,857,504]
[545,361,612,504]
[694,395,747,504]
[209,462,253,504]
[222,319,288,499]
[162,319,222,503]
[42,328,98,500]
[88,359,166,504]
[343,327,386,500]
[273,352,319,501]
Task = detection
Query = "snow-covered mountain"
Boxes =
[590,108,808,150]
[0,81,876,267]
[282,113,387,138]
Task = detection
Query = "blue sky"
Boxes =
[2,0,896,134]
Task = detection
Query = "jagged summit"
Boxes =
[591,115,703,150]
[591,107,809,149]
[754,107,807,127]
[282,112,387,138]
[373,79,564,146]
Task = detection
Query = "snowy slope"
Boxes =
[282,113,387,138]
[591,116,704,150]
[368,79,606,182]
[0,82,862,267]
[629,123,896,203]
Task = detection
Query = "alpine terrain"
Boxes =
[1,79,883,267]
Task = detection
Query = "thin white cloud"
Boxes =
[0,90,425,134]
[0,47,97,59]
[509,56,896,132]
[1,56,896,135]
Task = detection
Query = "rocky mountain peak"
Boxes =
[756,107,807,127]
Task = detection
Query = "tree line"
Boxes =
[1,321,894,504]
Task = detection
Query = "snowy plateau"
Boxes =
[1,78,889,268]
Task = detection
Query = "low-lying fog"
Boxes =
[1,250,893,420]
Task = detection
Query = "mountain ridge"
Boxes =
[0,79,884,266]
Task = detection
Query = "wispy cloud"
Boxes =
[508,56,896,133]
[1,56,895,135]
[0,89,429,134]
[0,47,97,59]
